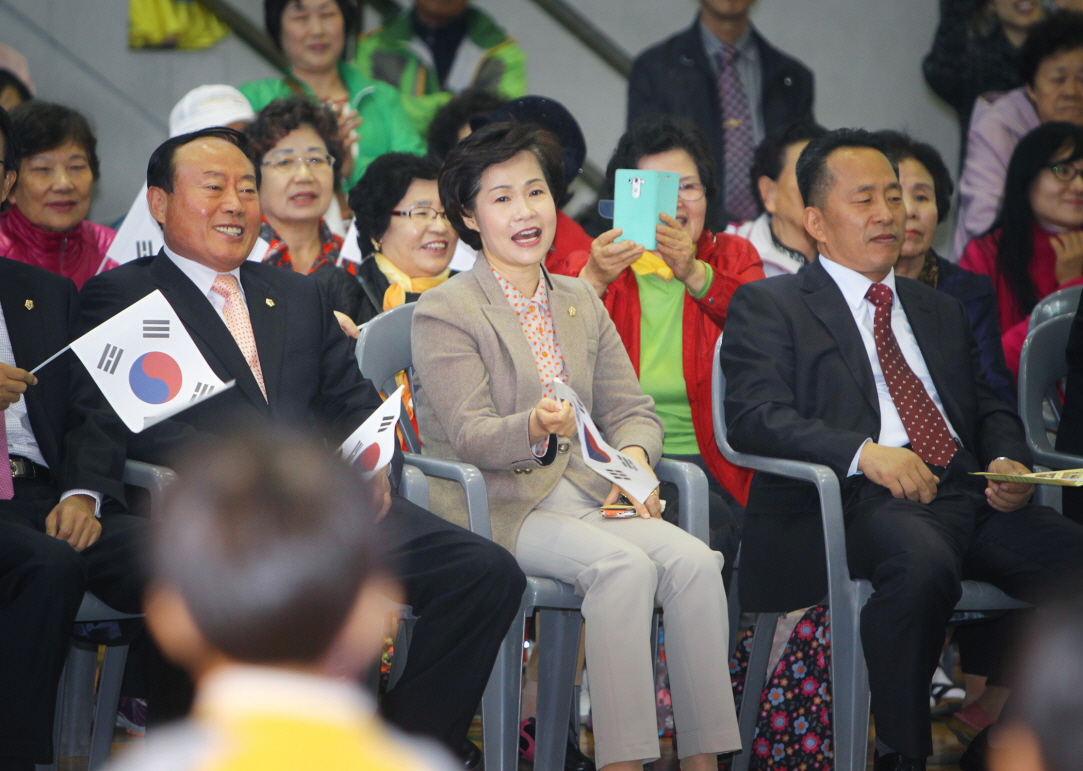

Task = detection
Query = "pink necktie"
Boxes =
[865,283,957,467]
[0,416,13,499]
[210,274,267,401]
[716,46,757,221]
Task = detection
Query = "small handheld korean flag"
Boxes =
[552,380,659,504]
[340,386,404,477]
[49,290,235,433]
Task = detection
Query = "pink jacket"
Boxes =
[0,205,118,288]
[951,88,1040,260]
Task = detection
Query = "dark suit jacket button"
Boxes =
[784,76,793,86]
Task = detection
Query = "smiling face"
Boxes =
[280,0,344,75]
[637,148,707,244]
[463,150,557,274]
[1030,144,1083,230]
[992,0,1044,33]
[1028,47,1083,125]
[804,147,905,281]
[378,178,457,278]
[148,138,261,273]
[9,140,94,232]
[898,157,940,260]
[259,124,333,230]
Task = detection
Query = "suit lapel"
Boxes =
[0,265,56,446]
[475,266,547,413]
[896,278,961,427]
[149,253,270,413]
[801,261,880,418]
[240,265,285,407]
[546,270,590,399]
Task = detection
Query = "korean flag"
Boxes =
[340,385,404,477]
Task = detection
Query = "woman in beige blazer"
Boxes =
[412,123,738,771]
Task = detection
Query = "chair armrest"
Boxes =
[399,464,429,509]
[655,458,710,545]
[122,460,177,510]
[1031,447,1083,471]
[404,454,493,541]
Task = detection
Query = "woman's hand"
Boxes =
[334,311,360,339]
[334,104,362,185]
[656,212,707,294]
[1053,230,1083,286]
[602,445,662,519]
[528,397,576,445]
[580,228,644,297]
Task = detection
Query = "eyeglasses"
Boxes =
[260,154,334,174]
[1049,163,1083,183]
[390,207,449,223]
[677,182,706,202]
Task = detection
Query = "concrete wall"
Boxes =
[1,0,962,237]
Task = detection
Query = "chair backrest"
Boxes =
[711,333,737,458]
[1018,312,1074,464]
[354,303,421,452]
[1030,285,1082,331]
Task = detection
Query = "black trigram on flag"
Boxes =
[607,468,631,481]
[190,382,215,402]
[136,240,155,258]
[376,415,396,433]
[618,455,639,471]
[143,319,170,339]
[96,344,123,375]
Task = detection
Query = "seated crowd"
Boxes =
[3,2,1083,771]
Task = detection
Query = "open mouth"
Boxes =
[422,240,449,252]
[511,227,542,247]
[290,192,318,204]
[214,225,244,238]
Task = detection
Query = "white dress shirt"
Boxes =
[818,255,960,476]
[0,302,102,514]
[163,244,248,320]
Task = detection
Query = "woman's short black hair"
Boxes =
[9,101,99,180]
[877,130,955,223]
[264,0,358,53]
[1019,10,1083,87]
[439,122,566,250]
[602,115,717,205]
[0,106,18,173]
[147,127,258,193]
[795,127,896,209]
[348,152,441,259]
[749,122,828,211]
[0,70,32,106]
[427,89,507,163]
[244,96,345,190]
[988,122,1083,317]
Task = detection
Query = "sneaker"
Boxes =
[115,697,146,737]
[929,666,964,714]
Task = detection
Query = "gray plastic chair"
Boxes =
[711,335,1030,771]
[1019,313,1081,470]
[1028,285,1082,332]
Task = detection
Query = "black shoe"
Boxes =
[460,739,482,770]
[874,750,927,771]
[564,737,596,771]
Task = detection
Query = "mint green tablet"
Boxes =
[613,169,680,250]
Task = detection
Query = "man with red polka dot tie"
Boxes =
[719,129,1083,771]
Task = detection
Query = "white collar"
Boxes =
[195,664,372,725]
[162,244,243,298]
[818,254,897,314]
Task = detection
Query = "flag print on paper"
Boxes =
[340,385,404,477]
[552,380,659,504]
[64,290,235,433]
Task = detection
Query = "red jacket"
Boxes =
[548,230,765,504]
[960,224,1083,378]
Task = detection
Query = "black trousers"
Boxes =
[0,477,144,764]
[843,457,1083,759]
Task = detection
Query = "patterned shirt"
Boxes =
[260,218,354,276]
[492,268,568,399]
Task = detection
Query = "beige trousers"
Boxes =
[515,478,740,768]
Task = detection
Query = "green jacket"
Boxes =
[354,7,527,135]
[239,62,425,189]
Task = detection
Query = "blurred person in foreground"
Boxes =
[103,429,458,771]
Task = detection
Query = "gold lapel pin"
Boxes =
[23,300,33,310]
[568,306,576,317]
[265,298,275,307]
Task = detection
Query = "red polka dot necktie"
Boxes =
[865,283,956,467]
[0,418,13,500]
[211,274,267,402]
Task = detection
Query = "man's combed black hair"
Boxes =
[147,127,259,193]
[876,130,955,223]
[795,128,897,209]
[749,122,828,211]
[1019,10,1083,87]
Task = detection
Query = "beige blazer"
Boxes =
[411,263,664,553]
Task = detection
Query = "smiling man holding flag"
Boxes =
[77,127,524,765]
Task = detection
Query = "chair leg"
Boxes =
[35,655,70,771]
[59,643,97,757]
[732,613,780,771]
[727,568,742,656]
[482,609,530,771]
[88,645,128,771]
[832,583,873,771]
[534,608,583,771]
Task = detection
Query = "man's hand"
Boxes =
[580,228,644,297]
[656,213,706,293]
[602,445,662,519]
[529,398,576,444]
[45,494,101,551]
[985,457,1034,512]
[858,443,939,504]
[0,362,37,411]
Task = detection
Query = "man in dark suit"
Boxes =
[719,129,1083,770]
[628,0,814,228]
[0,107,143,771]
[78,127,526,767]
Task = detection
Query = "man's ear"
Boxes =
[147,186,168,226]
[758,176,778,215]
[804,205,827,245]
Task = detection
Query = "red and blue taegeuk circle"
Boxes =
[128,352,183,404]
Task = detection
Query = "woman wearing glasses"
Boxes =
[245,96,366,335]
[961,121,1083,377]
[548,115,764,559]
[348,152,458,326]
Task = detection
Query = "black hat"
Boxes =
[470,95,587,185]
